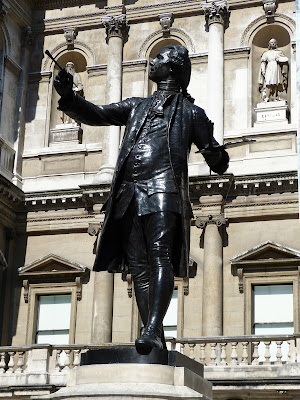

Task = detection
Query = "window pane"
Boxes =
[37,294,71,331]
[254,284,293,324]
[36,331,70,345]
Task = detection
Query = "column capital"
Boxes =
[102,14,128,42]
[196,213,227,229]
[202,1,230,29]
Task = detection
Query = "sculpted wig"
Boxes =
[163,44,194,103]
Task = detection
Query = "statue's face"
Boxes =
[66,63,75,73]
[269,39,277,49]
[149,48,174,83]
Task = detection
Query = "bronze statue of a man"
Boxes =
[54,45,229,354]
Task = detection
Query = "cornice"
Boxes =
[6,0,31,26]
[189,171,298,199]
[0,175,24,211]
[30,0,294,33]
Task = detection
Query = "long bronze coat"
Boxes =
[60,92,229,277]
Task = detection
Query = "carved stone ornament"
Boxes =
[202,1,230,29]
[195,213,228,229]
[64,27,78,49]
[262,0,278,18]
[102,15,128,42]
[88,223,102,237]
[0,0,8,21]
[158,13,174,34]
[24,26,35,47]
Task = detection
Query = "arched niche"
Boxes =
[251,25,291,117]
[50,51,87,130]
[147,38,182,96]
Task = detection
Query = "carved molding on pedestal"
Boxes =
[158,13,174,35]
[262,0,278,18]
[64,26,78,49]
[202,1,230,30]
[195,213,228,229]
[102,15,128,43]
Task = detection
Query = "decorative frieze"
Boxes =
[202,0,230,29]
[158,13,174,34]
[102,15,128,42]
[262,0,278,18]
[196,214,228,229]
[64,26,78,49]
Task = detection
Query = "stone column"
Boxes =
[196,195,227,336]
[95,15,128,184]
[202,1,230,145]
[88,220,114,343]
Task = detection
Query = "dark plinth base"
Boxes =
[80,348,203,376]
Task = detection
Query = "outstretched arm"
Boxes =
[54,69,142,126]
[193,108,229,175]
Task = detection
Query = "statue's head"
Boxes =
[149,45,191,92]
[268,38,278,50]
[66,62,75,74]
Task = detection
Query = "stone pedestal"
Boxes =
[254,100,289,126]
[50,124,83,146]
[31,349,212,400]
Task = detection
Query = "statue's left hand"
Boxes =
[201,149,222,166]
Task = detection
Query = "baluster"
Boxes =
[188,344,195,360]
[252,342,259,365]
[241,342,249,365]
[220,343,227,365]
[55,349,63,371]
[199,343,206,365]
[286,340,291,362]
[170,341,176,351]
[230,342,238,365]
[73,350,81,367]
[209,343,217,365]
[180,343,185,355]
[275,341,283,365]
[64,350,71,369]
[0,352,6,373]
[7,352,15,373]
[15,352,25,374]
[264,341,271,365]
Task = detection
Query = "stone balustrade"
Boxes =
[0,335,298,394]
[168,334,299,366]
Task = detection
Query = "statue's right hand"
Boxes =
[54,69,74,98]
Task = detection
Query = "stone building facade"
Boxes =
[0,0,299,399]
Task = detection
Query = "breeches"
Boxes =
[120,203,179,281]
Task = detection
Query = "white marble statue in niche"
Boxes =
[61,61,84,124]
[258,38,289,102]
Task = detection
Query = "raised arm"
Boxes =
[54,69,142,126]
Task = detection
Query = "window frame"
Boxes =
[27,284,78,345]
[244,274,299,335]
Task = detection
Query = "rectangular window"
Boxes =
[36,294,71,345]
[253,284,293,361]
[163,288,178,338]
